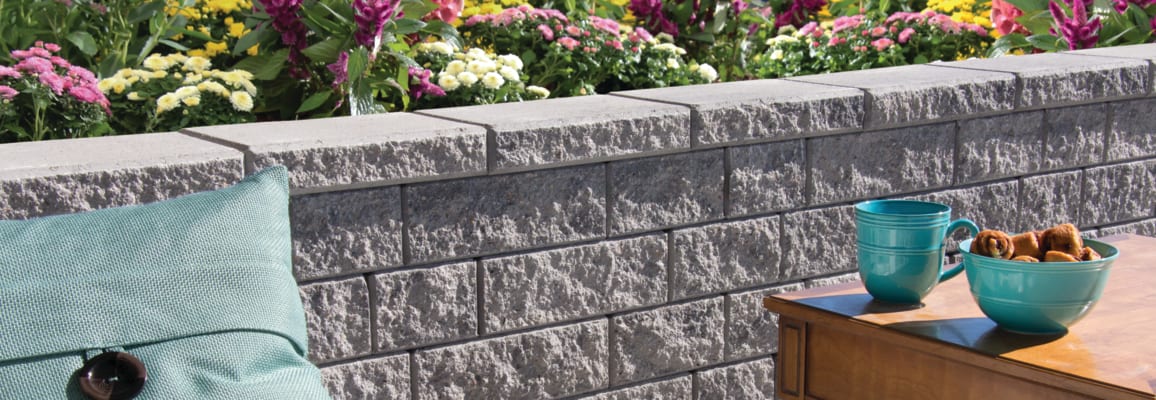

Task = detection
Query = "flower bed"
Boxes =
[1,0,1154,142]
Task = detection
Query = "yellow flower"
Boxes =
[188,49,207,58]
[152,70,167,79]
[157,93,181,114]
[175,86,200,99]
[246,44,259,56]
[166,53,188,64]
[184,56,212,72]
[228,22,246,38]
[143,54,173,71]
[183,73,205,85]
[181,96,201,107]
[197,81,229,96]
[526,85,549,98]
[127,92,144,101]
[229,91,254,111]
[204,41,229,57]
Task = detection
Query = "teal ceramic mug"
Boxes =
[855,200,979,304]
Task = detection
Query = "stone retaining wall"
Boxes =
[3,44,1156,399]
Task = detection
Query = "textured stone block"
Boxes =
[805,272,861,289]
[291,187,402,280]
[414,320,608,400]
[418,95,690,172]
[781,206,856,280]
[406,164,605,264]
[810,124,954,205]
[670,216,782,300]
[1020,172,1083,230]
[322,354,410,400]
[1044,104,1107,170]
[916,181,1021,234]
[1093,219,1156,238]
[728,140,806,216]
[726,283,804,360]
[946,53,1148,108]
[482,234,667,334]
[694,357,776,400]
[371,262,477,351]
[300,278,372,363]
[576,375,691,400]
[1081,161,1156,226]
[608,151,724,235]
[956,112,1044,184]
[614,79,864,146]
[0,133,242,219]
[1108,98,1156,161]
[184,113,486,190]
[611,297,725,384]
[788,65,1015,129]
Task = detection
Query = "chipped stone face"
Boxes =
[608,151,725,235]
[810,123,954,206]
[728,141,806,216]
[299,278,372,363]
[694,357,776,400]
[610,298,725,385]
[414,320,608,400]
[915,181,1021,234]
[1044,104,1106,170]
[781,206,857,281]
[1081,161,1156,226]
[949,53,1148,108]
[670,216,782,300]
[322,354,410,400]
[577,375,692,400]
[1019,172,1083,231]
[1108,98,1156,161]
[726,284,804,360]
[956,112,1044,184]
[482,234,667,334]
[406,164,607,264]
[291,187,403,280]
[371,262,477,351]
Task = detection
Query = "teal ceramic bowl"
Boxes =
[959,238,1119,335]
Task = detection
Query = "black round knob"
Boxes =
[77,351,147,400]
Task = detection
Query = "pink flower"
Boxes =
[898,27,916,43]
[1151,14,1156,30]
[588,15,619,35]
[871,38,894,51]
[529,8,568,22]
[50,56,70,68]
[538,24,555,41]
[832,15,864,33]
[566,25,582,36]
[328,51,350,88]
[67,65,96,83]
[464,14,488,26]
[11,47,51,60]
[16,57,54,75]
[0,85,17,100]
[408,67,444,100]
[38,73,68,95]
[42,42,61,52]
[557,36,580,50]
[870,26,887,37]
[605,39,624,50]
[0,66,21,79]
[427,0,463,23]
[68,85,102,104]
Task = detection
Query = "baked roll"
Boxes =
[1044,250,1080,262]
[1010,230,1044,259]
[1041,223,1084,258]
[972,230,1015,260]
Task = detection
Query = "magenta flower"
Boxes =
[538,24,555,41]
[629,0,678,36]
[1049,0,1101,50]
[427,0,463,23]
[0,66,21,79]
[256,0,311,78]
[0,85,17,100]
[15,57,54,75]
[408,67,444,100]
[39,72,68,95]
[328,51,350,88]
[353,0,402,48]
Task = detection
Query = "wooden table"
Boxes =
[763,234,1156,400]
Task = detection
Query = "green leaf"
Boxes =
[175,27,215,42]
[987,33,1031,57]
[66,32,98,57]
[302,38,345,64]
[349,78,386,116]
[297,92,332,113]
[347,48,370,80]
[158,39,190,51]
[1004,0,1050,12]
[129,1,167,24]
[1027,33,1064,52]
[233,23,268,55]
[393,18,427,35]
[232,49,290,80]
[401,0,439,20]
[1016,9,1057,36]
[685,31,716,43]
[422,20,464,49]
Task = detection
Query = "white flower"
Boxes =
[181,95,201,107]
[526,85,550,98]
[229,91,254,111]
[420,41,455,56]
[467,59,496,75]
[770,49,785,61]
[143,54,173,71]
[697,64,719,82]
[183,73,205,85]
[497,54,523,70]
[174,86,200,99]
[182,56,212,72]
[156,93,180,114]
[197,81,229,97]
[481,72,504,89]
[666,58,680,69]
[499,66,520,82]
[445,60,467,75]
[126,92,144,101]
[457,71,479,87]
[438,74,461,91]
[465,48,488,61]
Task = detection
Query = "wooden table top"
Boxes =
[764,233,1156,397]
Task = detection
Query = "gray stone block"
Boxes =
[810,124,954,205]
[787,65,1015,129]
[670,216,782,301]
[1081,160,1156,226]
[1020,171,1083,231]
[322,354,410,400]
[418,95,690,172]
[1044,104,1106,170]
[291,187,403,280]
[1108,98,1156,161]
[725,283,804,360]
[608,151,725,235]
[611,297,725,385]
[694,356,776,400]
[945,53,1148,108]
[781,206,856,280]
[414,320,608,400]
[614,79,864,146]
[805,272,861,289]
[406,164,606,264]
[0,133,242,219]
[371,262,477,351]
[299,278,372,363]
[576,375,692,400]
[728,140,806,216]
[916,181,1021,234]
[1093,219,1156,238]
[956,112,1044,184]
[183,113,486,190]
[481,234,667,334]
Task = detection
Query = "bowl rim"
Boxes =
[958,237,1119,271]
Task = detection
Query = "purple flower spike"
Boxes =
[1049,0,1101,50]
[256,0,312,78]
[353,0,403,48]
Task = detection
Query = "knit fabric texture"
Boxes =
[0,166,331,399]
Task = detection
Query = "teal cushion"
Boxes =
[0,166,331,399]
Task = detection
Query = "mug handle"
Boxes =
[938,218,980,282]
